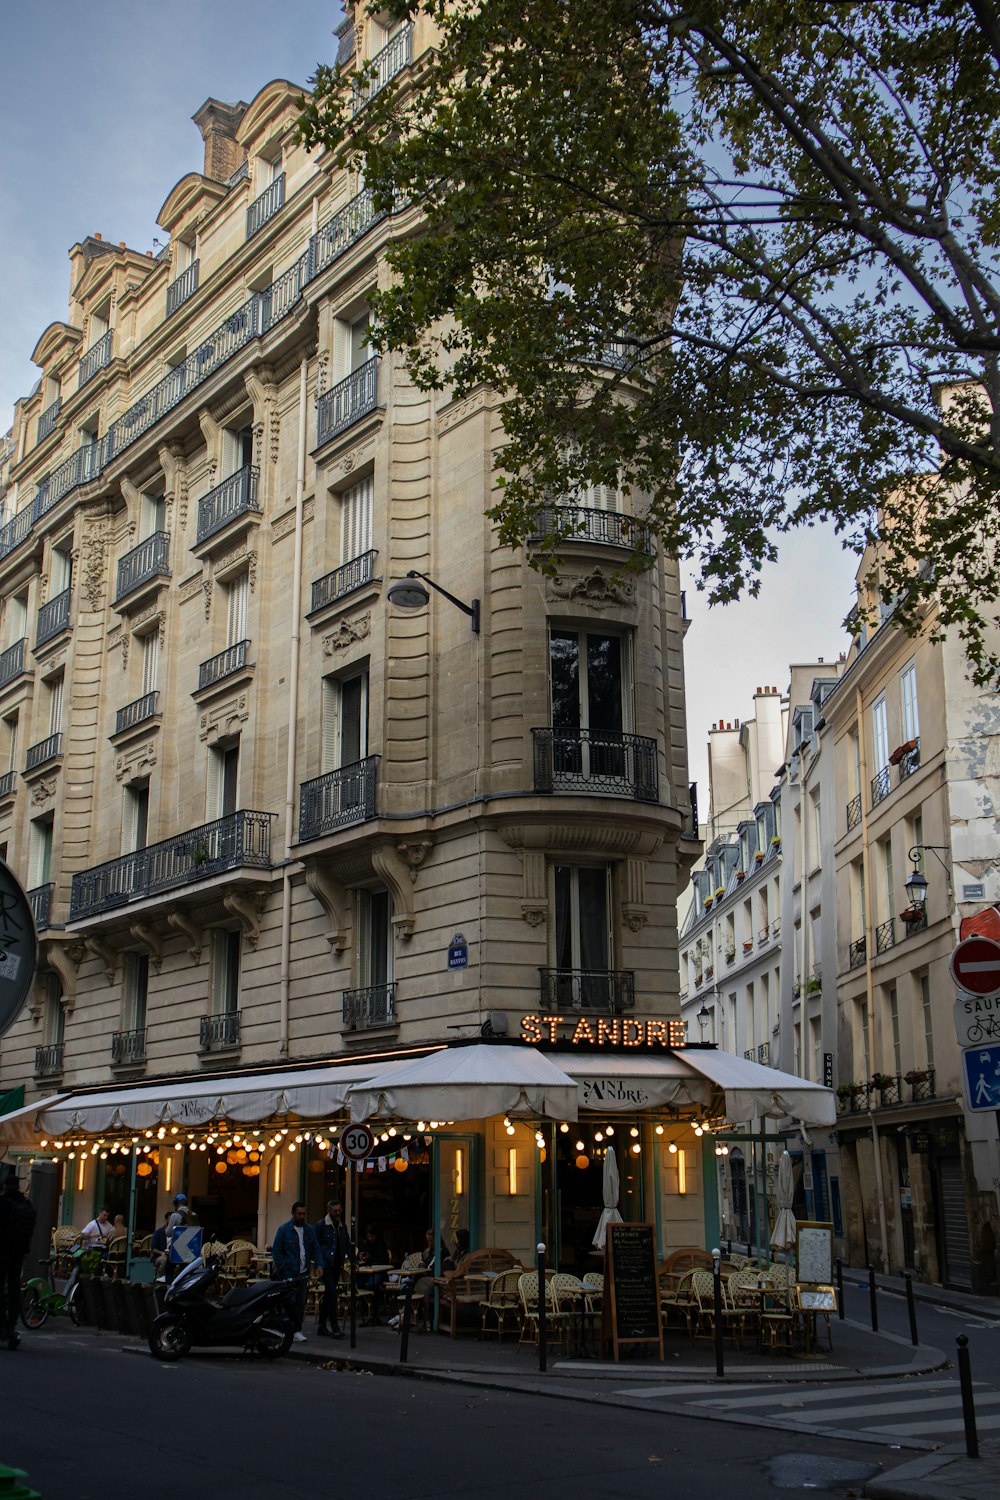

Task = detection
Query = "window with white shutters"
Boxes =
[871,695,889,772]
[47,672,64,736]
[322,670,369,773]
[900,661,919,743]
[225,570,249,645]
[140,631,159,696]
[341,476,374,563]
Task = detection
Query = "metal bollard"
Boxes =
[867,1264,878,1332]
[537,1243,547,1374]
[399,1273,415,1363]
[712,1247,725,1378]
[349,1257,357,1349]
[835,1257,845,1320]
[956,1335,979,1459]
[904,1272,919,1346]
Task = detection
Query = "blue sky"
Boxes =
[0,0,857,795]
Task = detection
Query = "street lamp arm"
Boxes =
[405,570,481,633]
[908,844,952,879]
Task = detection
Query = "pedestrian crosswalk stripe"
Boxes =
[694,1379,970,1410]
[867,1414,1000,1437]
[758,1392,1000,1425]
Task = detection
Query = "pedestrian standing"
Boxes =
[0,1172,37,1351]
[313,1200,355,1338]
[271,1201,324,1342]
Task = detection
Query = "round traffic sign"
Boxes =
[950,935,1000,997]
[340,1123,374,1162]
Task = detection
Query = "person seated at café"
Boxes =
[79,1207,114,1248]
[149,1212,172,1276]
[358,1225,391,1293]
[111,1214,128,1242]
[388,1228,452,1328]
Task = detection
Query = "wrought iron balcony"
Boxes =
[317,358,379,446]
[200,1012,241,1051]
[848,935,867,970]
[69,808,273,920]
[868,1073,901,1106]
[111,1028,146,1064]
[0,771,16,799]
[246,172,285,237]
[351,23,412,113]
[533,503,653,555]
[196,465,259,544]
[0,505,35,561]
[198,639,250,692]
[298,756,378,840]
[227,159,249,188]
[78,328,112,388]
[532,727,658,802]
[34,1043,63,1076]
[757,1042,770,1065]
[898,737,921,781]
[166,259,199,316]
[907,1067,936,1102]
[310,550,377,613]
[875,917,896,955]
[37,398,61,442]
[36,588,71,647]
[846,793,862,831]
[871,765,891,807]
[308,187,386,278]
[744,1049,754,1061]
[0,638,26,690]
[25,734,62,772]
[538,967,636,1013]
[901,906,928,938]
[343,984,396,1031]
[27,884,53,932]
[115,531,170,603]
[115,691,160,737]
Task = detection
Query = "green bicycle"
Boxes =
[20,1244,105,1329]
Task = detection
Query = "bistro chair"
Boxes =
[479,1269,523,1340]
[516,1272,570,1355]
[219,1240,256,1290]
[689,1269,745,1347]
[104,1236,128,1279]
[51,1226,80,1277]
[132,1234,152,1259]
[660,1268,697,1336]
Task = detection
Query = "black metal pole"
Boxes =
[956,1335,980,1459]
[835,1257,845,1320]
[399,1273,414,1364]
[349,1254,357,1349]
[537,1243,547,1374]
[904,1272,919,1346]
[867,1264,878,1332]
[713,1249,725,1378]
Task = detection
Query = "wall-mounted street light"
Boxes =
[387,570,480,633]
[905,844,952,908]
[697,1003,711,1039]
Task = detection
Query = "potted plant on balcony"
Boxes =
[899,905,925,926]
[889,739,919,766]
[192,843,209,867]
[836,1082,860,1107]
[734,869,746,881]
[725,940,736,963]
[754,850,766,864]
[904,1069,930,1086]
[870,1071,894,1096]
[742,939,753,954]
[805,975,822,995]
[703,896,714,911]
[770,835,782,849]
[714,886,726,901]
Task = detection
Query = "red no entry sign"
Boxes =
[950,935,1000,996]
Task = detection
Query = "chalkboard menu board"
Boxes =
[601,1222,664,1362]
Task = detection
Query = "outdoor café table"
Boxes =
[357,1264,396,1321]
[251,1255,273,1278]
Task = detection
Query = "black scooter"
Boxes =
[148,1254,300,1361]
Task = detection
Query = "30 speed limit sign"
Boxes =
[340,1123,374,1162]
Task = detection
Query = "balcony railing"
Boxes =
[166,259,199,316]
[78,329,112,388]
[901,906,929,939]
[246,172,285,237]
[849,935,867,970]
[871,765,891,807]
[757,1042,770,1065]
[35,1043,64,1076]
[317,358,379,446]
[351,23,413,113]
[898,738,921,781]
[115,691,160,737]
[0,771,16,799]
[69,808,273,920]
[869,1073,902,1107]
[311,550,378,613]
[111,1028,146,1064]
[744,1049,754,1061]
[532,727,658,802]
[196,466,259,544]
[0,638,26,690]
[846,793,862,831]
[908,1067,936,1102]
[227,159,249,188]
[875,917,896,955]
[343,984,397,1031]
[533,503,654,555]
[27,884,53,932]
[0,505,35,561]
[24,734,62,772]
[115,531,170,603]
[36,588,71,647]
[309,187,386,278]
[198,639,250,692]
[200,1012,241,1051]
[538,968,636,1012]
[298,756,378,841]
[37,398,61,442]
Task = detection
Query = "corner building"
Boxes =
[0,15,742,1272]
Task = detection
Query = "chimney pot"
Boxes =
[192,98,249,182]
[95,232,102,240]
[146,250,153,257]
[118,240,126,249]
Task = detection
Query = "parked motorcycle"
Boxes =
[148,1254,299,1361]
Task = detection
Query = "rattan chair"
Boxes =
[689,1268,745,1347]
[516,1272,570,1354]
[479,1268,524,1340]
[105,1236,128,1279]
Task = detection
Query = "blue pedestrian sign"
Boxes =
[448,933,468,970]
[962,1045,1000,1110]
[169,1225,204,1264]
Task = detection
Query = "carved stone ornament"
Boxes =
[304,865,348,955]
[203,577,213,620]
[80,515,114,612]
[179,575,204,606]
[199,693,249,744]
[30,777,57,807]
[323,613,371,656]
[622,907,648,932]
[437,388,489,436]
[546,565,637,607]
[167,909,204,965]
[115,740,157,782]
[224,888,268,950]
[397,839,433,883]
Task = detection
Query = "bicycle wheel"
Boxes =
[66,1281,82,1325]
[20,1286,49,1331]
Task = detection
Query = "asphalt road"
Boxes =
[839,1277,1000,1386]
[0,1327,915,1500]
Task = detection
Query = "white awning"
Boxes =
[681,1050,836,1127]
[0,1092,70,1154]
[15,1057,429,1138]
[348,1043,579,1123]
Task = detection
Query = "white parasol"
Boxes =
[592,1144,624,1249]
[769,1150,798,1298]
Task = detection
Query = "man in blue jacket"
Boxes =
[313,1199,355,1338]
[271,1201,324,1342]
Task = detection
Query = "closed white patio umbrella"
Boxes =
[770,1150,798,1299]
[592,1144,624,1249]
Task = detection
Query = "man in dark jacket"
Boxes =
[271,1201,324,1342]
[0,1172,36,1350]
[313,1200,355,1339]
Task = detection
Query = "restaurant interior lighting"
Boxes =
[77,1158,86,1192]
[677,1150,687,1194]
[508,1147,518,1195]
[455,1149,464,1196]
[273,1154,281,1193]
